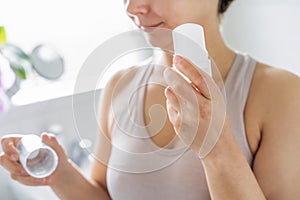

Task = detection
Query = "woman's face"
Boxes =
[124,0,219,31]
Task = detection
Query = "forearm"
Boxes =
[201,126,266,200]
[50,160,110,200]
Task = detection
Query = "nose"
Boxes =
[125,0,150,17]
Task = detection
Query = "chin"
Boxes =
[142,27,174,52]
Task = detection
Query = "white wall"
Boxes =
[2,0,299,106]
[0,0,132,72]
[222,0,300,75]
[1,0,134,105]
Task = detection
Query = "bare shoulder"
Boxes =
[99,66,141,137]
[102,66,140,92]
[252,62,300,119]
[251,63,300,199]
[244,62,300,154]
[254,62,300,91]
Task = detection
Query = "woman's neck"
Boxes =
[205,23,236,81]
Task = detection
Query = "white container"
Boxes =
[17,134,58,178]
[173,23,212,77]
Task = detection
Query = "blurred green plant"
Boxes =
[0,27,6,44]
[0,26,63,84]
[0,27,27,80]
[10,62,27,80]
[0,43,28,80]
[0,26,64,98]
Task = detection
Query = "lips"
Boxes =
[140,22,163,32]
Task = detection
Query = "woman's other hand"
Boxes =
[0,133,71,186]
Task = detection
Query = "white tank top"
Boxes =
[106,53,256,200]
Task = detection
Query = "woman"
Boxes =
[1,0,300,199]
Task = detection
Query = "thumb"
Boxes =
[40,133,67,162]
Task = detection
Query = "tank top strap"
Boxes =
[225,53,257,111]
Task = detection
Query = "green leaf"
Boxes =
[10,62,27,80]
[0,27,6,45]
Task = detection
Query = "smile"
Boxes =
[140,22,163,32]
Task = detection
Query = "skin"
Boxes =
[1,0,300,199]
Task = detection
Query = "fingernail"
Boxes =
[164,87,170,97]
[42,133,50,142]
[165,86,174,94]
[173,55,182,65]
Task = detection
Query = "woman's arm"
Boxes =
[200,119,266,199]
[35,68,126,199]
[45,135,111,200]
[201,66,300,200]
[250,66,300,199]
[164,56,300,199]
[89,68,129,198]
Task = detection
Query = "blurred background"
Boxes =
[0,0,299,199]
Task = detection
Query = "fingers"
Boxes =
[0,152,51,186]
[10,174,49,186]
[0,153,27,176]
[0,133,67,186]
[173,55,211,99]
[41,133,62,154]
[1,135,22,161]
[0,152,47,186]
[164,86,182,127]
[166,100,179,126]
[164,67,203,107]
[164,67,198,102]
[165,87,180,109]
[41,133,67,164]
[164,69,200,131]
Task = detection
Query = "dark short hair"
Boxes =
[218,0,234,14]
